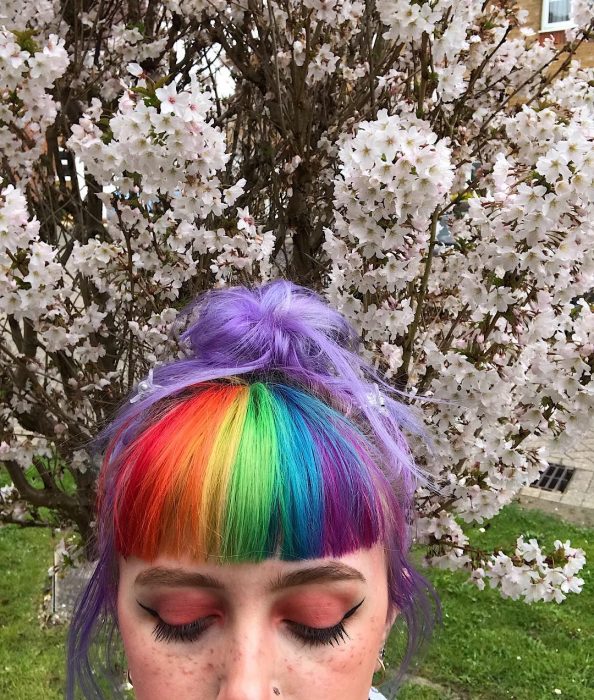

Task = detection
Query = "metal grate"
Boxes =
[532,463,575,493]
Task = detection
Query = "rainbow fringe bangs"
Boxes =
[109,382,390,562]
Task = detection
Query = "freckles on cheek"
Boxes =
[317,642,378,700]
[321,616,384,685]
[126,638,215,697]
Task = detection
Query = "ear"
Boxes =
[374,606,400,673]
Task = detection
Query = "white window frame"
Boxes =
[541,0,576,32]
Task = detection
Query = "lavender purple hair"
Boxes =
[66,279,441,698]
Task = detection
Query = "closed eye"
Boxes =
[136,597,365,647]
[136,600,216,644]
[285,598,365,647]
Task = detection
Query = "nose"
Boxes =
[216,623,279,700]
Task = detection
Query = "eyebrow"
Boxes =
[134,562,366,590]
[134,568,224,589]
[268,563,366,591]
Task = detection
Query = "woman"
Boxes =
[66,280,440,699]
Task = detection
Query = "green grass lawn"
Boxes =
[389,504,594,700]
[0,503,592,699]
[0,526,66,700]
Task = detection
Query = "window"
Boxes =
[541,0,575,31]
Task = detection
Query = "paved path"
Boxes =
[50,538,95,622]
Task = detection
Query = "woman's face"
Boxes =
[117,544,395,700]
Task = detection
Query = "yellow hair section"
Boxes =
[199,385,250,557]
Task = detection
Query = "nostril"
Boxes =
[272,688,280,696]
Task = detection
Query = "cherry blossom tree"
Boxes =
[1,0,593,603]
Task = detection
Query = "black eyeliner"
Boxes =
[343,597,365,619]
[287,597,365,647]
[136,600,159,617]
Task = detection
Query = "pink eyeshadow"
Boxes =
[274,593,353,628]
[151,593,223,625]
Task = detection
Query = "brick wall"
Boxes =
[515,0,594,67]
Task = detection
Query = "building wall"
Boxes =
[501,2,594,526]
[515,0,594,67]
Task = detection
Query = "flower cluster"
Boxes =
[480,537,586,604]
[324,108,455,304]
[0,184,64,324]
[67,75,274,289]
[0,30,69,182]
[416,510,586,604]
[68,77,228,204]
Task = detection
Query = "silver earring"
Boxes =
[377,646,386,683]
[127,669,134,687]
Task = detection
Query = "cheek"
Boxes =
[118,610,219,699]
[327,615,385,681]
[282,610,386,700]
[117,594,203,698]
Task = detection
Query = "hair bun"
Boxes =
[174,280,362,390]
[147,279,431,492]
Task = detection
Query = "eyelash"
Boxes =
[288,598,364,647]
[137,601,217,643]
[137,598,364,647]
[287,620,348,647]
[154,616,215,643]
